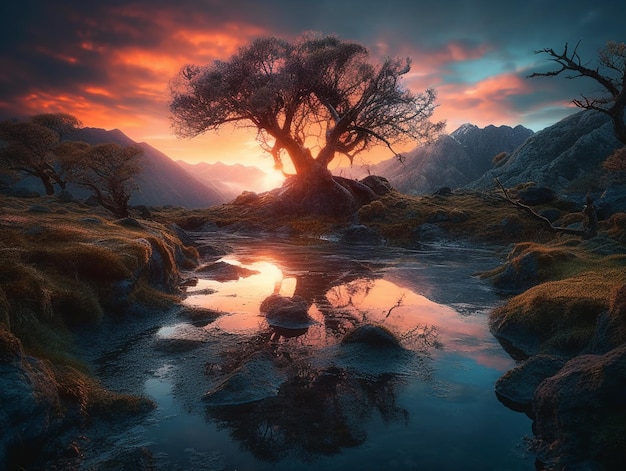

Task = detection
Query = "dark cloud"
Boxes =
[0,0,623,134]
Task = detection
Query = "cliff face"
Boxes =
[367,123,533,195]
[467,110,622,194]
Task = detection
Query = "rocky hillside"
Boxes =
[66,128,226,208]
[356,123,533,195]
[467,110,623,194]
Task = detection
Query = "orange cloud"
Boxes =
[435,72,534,129]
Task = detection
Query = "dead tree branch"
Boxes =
[495,179,586,237]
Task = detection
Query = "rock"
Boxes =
[340,224,384,246]
[360,175,393,195]
[341,324,402,349]
[7,187,40,198]
[115,217,143,229]
[132,204,152,219]
[169,223,195,247]
[597,184,626,218]
[260,294,314,330]
[203,351,287,406]
[196,261,260,281]
[532,344,626,469]
[196,243,232,259]
[494,354,568,417]
[412,223,446,242]
[589,284,626,354]
[56,190,73,203]
[433,186,453,196]
[490,251,539,294]
[79,217,103,225]
[517,186,555,205]
[0,331,62,466]
[176,306,222,325]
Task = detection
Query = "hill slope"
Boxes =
[338,123,533,195]
[467,110,622,194]
[67,128,226,208]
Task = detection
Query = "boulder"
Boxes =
[340,224,385,246]
[494,354,567,416]
[196,261,260,282]
[203,351,287,406]
[532,344,626,469]
[360,175,393,195]
[341,324,402,349]
[0,331,62,465]
[517,186,555,205]
[260,294,314,330]
[490,251,539,294]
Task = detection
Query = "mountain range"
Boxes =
[335,123,534,195]
[5,110,622,209]
[66,128,226,208]
[467,110,622,194]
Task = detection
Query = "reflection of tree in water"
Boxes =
[206,366,408,463]
[202,242,441,463]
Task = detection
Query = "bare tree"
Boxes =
[529,41,626,145]
[170,34,444,215]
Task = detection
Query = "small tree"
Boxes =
[170,34,444,214]
[0,113,82,194]
[61,142,143,218]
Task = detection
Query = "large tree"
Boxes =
[529,40,626,146]
[170,35,444,214]
[0,113,82,195]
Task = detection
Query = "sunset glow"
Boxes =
[1,1,621,170]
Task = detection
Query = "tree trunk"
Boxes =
[35,169,55,195]
[609,104,626,145]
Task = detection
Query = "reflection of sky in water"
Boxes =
[180,254,512,370]
[123,241,532,470]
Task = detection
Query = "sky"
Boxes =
[0,0,623,175]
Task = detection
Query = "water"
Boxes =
[81,235,534,470]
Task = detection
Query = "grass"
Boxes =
[161,188,558,246]
[0,194,196,430]
[490,266,625,355]
[2,182,626,465]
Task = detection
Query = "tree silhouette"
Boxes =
[60,142,142,218]
[170,34,444,215]
[0,113,82,195]
[529,41,626,147]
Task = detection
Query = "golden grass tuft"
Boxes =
[50,362,155,419]
[491,267,624,353]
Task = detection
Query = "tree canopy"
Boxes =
[170,34,444,178]
[60,142,143,218]
[0,113,82,194]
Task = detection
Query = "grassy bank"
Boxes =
[0,194,199,445]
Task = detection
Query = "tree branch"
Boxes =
[495,179,587,236]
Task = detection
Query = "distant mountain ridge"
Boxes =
[175,160,270,201]
[348,123,534,195]
[65,127,226,208]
